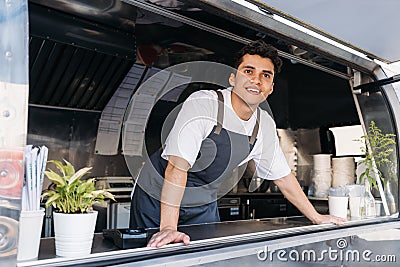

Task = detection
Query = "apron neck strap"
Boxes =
[214,90,224,134]
[214,90,260,145]
[249,108,260,145]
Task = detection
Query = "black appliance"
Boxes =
[248,198,287,219]
[217,197,242,221]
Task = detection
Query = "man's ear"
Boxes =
[229,73,236,87]
[269,83,274,95]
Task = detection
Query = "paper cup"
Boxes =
[328,196,348,219]
[375,200,383,217]
[17,208,45,261]
[349,196,361,218]
[313,154,332,170]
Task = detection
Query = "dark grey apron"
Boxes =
[130,90,260,228]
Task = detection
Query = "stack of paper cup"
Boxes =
[332,157,355,188]
[312,154,332,197]
[17,208,45,261]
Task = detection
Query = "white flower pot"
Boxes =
[53,211,98,257]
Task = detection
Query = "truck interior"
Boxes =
[26,0,398,230]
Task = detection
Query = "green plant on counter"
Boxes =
[41,160,115,213]
[358,121,396,189]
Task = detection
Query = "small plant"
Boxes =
[358,121,396,189]
[41,160,115,213]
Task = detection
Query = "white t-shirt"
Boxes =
[161,88,291,180]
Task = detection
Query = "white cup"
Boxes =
[349,196,361,218]
[17,208,45,261]
[375,200,383,217]
[328,196,349,219]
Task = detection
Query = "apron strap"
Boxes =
[249,108,260,145]
[214,90,224,134]
[214,90,260,144]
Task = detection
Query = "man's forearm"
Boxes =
[160,161,188,230]
[273,173,320,223]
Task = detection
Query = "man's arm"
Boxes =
[273,173,346,225]
[147,155,191,247]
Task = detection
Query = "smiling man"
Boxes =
[130,40,346,248]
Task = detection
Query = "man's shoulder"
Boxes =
[259,108,275,123]
[258,108,277,135]
[187,89,219,100]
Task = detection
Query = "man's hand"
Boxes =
[312,214,347,225]
[151,156,189,248]
[147,228,190,248]
[274,173,348,226]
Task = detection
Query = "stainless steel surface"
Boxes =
[277,50,350,80]
[29,0,137,33]
[123,0,251,44]
[28,104,102,113]
[195,0,378,73]
[0,0,29,84]
[115,221,400,267]
[95,177,133,229]
[110,202,131,229]
[28,34,134,110]
[277,128,321,186]
[252,0,400,63]
[17,216,400,266]
[29,2,136,60]
[95,177,133,199]
[123,0,350,80]
[0,0,29,265]
[27,2,136,111]
[27,107,130,187]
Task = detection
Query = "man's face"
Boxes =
[229,54,275,107]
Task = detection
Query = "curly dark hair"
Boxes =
[234,40,283,79]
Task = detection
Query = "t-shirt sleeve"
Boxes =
[253,116,291,180]
[161,91,216,167]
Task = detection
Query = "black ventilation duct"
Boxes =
[28,2,137,110]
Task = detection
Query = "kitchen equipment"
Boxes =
[110,202,131,229]
[244,177,270,193]
[95,177,134,200]
[241,160,269,193]
[94,177,134,230]
[269,182,281,193]
[217,197,242,221]
[103,228,148,249]
[248,198,286,219]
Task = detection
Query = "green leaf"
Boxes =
[358,121,396,190]
[41,160,115,214]
[48,160,66,176]
[44,170,66,186]
[45,193,60,208]
[63,159,76,176]
[69,167,92,185]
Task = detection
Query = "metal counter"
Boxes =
[17,216,400,267]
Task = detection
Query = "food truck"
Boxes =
[1,0,399,266]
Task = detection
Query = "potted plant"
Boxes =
[41,160,115,257]
[357,121,396,216]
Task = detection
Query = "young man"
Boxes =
[130,40,346,248]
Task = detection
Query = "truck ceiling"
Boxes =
[251,0,400,64]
